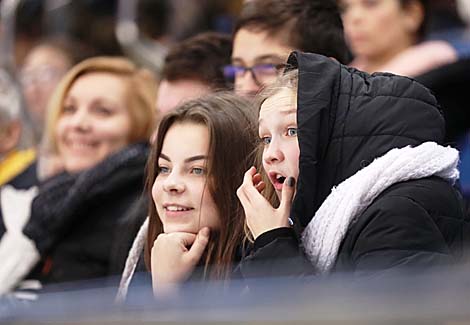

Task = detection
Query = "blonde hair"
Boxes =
[44,56,157,153]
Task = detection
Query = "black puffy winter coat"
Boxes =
[239,52,469,279]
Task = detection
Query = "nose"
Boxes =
[162,170,186,194]
[235,71,261,97]
[68,107,91,132]
[263,138,285,165]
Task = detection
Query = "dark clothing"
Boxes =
[239,52,469,279]
[22,143,149,284]
[109,196,149,275]
[7,161,38,190]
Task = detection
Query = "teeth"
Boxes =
[69,142,94,149]
[276,174,286,183]
[166,206,190,212]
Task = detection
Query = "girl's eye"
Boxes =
[261,136,271,145]
[191,167,205,175]
[287,128,298,137]
[158,166,170,174]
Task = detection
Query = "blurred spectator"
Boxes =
[229,0,349,97]
[157,32,232,115]
[0,57,157,294]
[340,0,459,75]
[20,37,94,140]
[0,70,35,186]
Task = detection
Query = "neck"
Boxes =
[359,38,416,74]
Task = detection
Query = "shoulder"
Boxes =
[337,177,466,272]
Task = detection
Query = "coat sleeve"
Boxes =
[348,195,456,278]
[238,227,316,279]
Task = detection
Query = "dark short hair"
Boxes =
[234,0,350,64]
[161,32,233,90]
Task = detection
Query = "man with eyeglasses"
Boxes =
[227,0,350,97]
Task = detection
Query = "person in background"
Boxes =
[156,32,232,116]
[237,51,467,279]
[0,70,35,187]
[228,0,350,97]
[0,56,157,295]
[20,37,93,141]
[340,0,458,76]
[116,93,258,301]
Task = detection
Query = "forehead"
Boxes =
[259,88,297,120]
[232,28,293,65]
[161,122,210,157]
[67,72,128,99]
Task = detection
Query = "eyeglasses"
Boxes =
[223,63,286,86]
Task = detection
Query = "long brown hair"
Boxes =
[144,92,258,280]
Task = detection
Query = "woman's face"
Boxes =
[55,72,132,173]
[259,88,300,200]
[152,122,220,234]
[340,0,419,60]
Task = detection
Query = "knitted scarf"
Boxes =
[301,142,460,274]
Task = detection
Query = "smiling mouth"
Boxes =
[164,205,194,212]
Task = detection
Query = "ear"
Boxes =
[0,121,22,154]
[403,0,425,35]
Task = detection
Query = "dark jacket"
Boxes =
[22,143,149,284]
[239,52,469,279]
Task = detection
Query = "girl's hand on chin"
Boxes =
[237,167,295,239]
[151,227,210,296]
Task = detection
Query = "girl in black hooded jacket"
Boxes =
[237,51,469,279]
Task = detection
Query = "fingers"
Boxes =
[252,173,265,193]
[255,181,266,193]
[279,176,296,214]
[186,227,210,264]
[173,232,197,248]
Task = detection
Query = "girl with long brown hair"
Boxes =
[117,92,258,299]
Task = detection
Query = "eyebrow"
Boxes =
[259,108,297,123]
[159,153,208,163]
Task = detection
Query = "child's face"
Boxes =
[259,88,300,199]
[152,122,220,234]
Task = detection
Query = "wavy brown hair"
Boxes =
[145,92,258,280]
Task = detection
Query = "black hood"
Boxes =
[287,52,445,227]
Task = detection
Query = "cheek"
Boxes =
[200,186,221,230]
[99,117,132,145]
[55,118,67,143]
[151,178,163,209]
[287,141,300,177]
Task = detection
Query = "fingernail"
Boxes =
[287,177,295,187]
